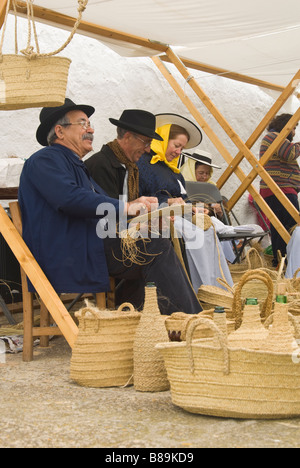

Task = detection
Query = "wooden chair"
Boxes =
[9,201,115,362]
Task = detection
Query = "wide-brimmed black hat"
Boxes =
[109,109,163,141]
[183,149,221,168]
[36,98,95,146]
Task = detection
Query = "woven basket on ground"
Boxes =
[133,284,170,392]
[197,284,233,311]
[157,316,300,419]
[165,310,234,342]
[229,247,265,283]
[70,302,140,388]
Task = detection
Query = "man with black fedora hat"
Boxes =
[19,100,202,315]
[86,108,202,313]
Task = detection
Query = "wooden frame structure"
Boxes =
[0,0,299,348]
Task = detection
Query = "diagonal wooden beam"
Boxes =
[0,0,8,29]
[228,108,300,210]
[0,205,78,347]
[152,55,290,244]
[218,69,300,190]
[165,47,300,229]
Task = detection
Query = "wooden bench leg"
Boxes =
[39,301,50,348]
[22,290,34,362]
[96,292,106,310]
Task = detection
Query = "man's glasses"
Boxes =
[62,121,93,131]
[132,134,152,149]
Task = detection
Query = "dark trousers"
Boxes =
[103,236,202,315]
[265,193,299,266]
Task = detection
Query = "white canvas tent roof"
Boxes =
[6,0,300,92]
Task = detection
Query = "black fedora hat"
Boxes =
[36,98,95,146]
[109,109,163,141]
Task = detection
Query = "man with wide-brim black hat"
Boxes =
[85,109,202,313]
[19,100,202,315]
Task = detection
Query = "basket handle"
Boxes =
[232,269,274,328]
[77,301,102,333]
[246,248,264,269]
[293,268,300,281]
[117,303,135,313]
[185,317,230,375]
[217,277,234,294]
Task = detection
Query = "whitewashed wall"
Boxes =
[1,16,299,223]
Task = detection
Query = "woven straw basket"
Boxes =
[229,248,265,283]
[70,302,141,388]
[157,317,300,419]
[197,284,233,310]
[165,310,235,342]
[0,0,87,110]
[0,55,71,110]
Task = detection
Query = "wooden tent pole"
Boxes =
[152,56,290,244]
[0,0,8,29]
[0,205,78,347]
[228,108,300,210]
[164,48,300,230]
[218,69,300,189]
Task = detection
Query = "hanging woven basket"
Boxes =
[0,0,87,110]
[0,55,71,110]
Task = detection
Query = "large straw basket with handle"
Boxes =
[0,0,87,110]
[70,301,141,388]
[157,316,300,419]
[229,247,264,283]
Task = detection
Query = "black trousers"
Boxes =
[265,193,299,266]
[103,236,202,315]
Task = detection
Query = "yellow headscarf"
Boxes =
[150,124,180,174]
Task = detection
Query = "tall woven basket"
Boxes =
[0,0,86,110]
[157,317,300,419]
[70,302,141,388]
[133,284,170,392]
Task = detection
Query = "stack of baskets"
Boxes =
[157,271,300,419]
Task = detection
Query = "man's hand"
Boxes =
[126,196,158,217]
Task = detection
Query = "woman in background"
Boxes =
[260,113,300,266]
